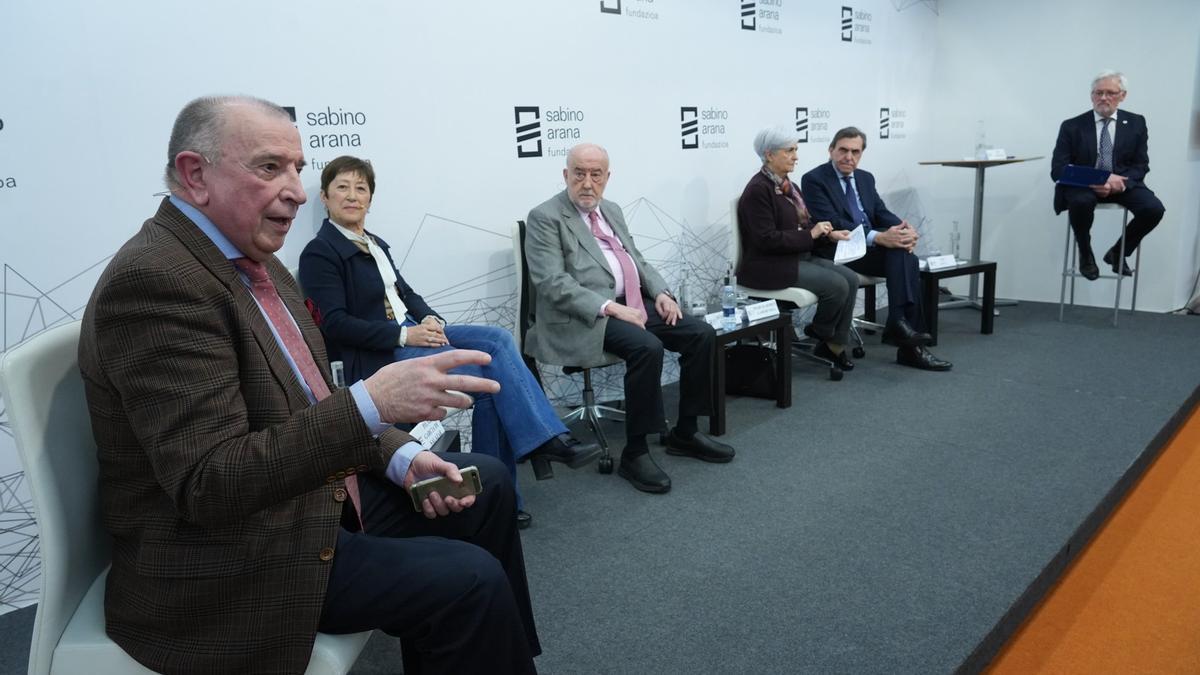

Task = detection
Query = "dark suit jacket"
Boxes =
[523,190,669,367]
[1051,109,1151,213]
[735,171,816,289]
[79,199,411,675]
[299,219,439,384]
[800,161,901,259]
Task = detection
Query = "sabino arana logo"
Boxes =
[514,106,542,158]
[841,6,853,41]
[680,107,699,150]
[600,0,621,14]
[879,108,890,139]
[795,107,809,143]
[741,1,757,30]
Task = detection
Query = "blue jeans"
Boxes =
[394,324,566,509]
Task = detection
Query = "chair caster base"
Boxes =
[852,346,866,359]
[597,455,614,474]
[829,367,844,381]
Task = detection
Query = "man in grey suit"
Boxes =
[524,143,735,494]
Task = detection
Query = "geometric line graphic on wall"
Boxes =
[892,0,938,15]
[0,471,39,612]
[2,257,112,352]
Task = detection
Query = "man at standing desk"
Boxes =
[801,126,952,372]
[1051,70,1164,280]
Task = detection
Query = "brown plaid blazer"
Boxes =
[79,198,412,674]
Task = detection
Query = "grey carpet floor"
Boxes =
[1,302,1196,674]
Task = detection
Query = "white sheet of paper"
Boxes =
[834,226,867,265]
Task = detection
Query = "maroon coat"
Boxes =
[736,170,817,290]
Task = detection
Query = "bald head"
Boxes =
[563,143,611,211]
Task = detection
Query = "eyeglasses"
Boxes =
[1091,89,1123,99]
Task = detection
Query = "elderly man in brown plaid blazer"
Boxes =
[78,96,540,674]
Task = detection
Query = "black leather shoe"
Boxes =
[1079,249,1100,280]
[896,345,952,371]
[516,510,532,530]
[881,318,933,348]
[528,433,601,480]
[812,341,854,371]
[617,452,671,493]
[802,323,824,341]
[663,429,735,463]
[1102,249,1133,276]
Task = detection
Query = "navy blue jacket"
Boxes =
[299,219,439,384]
[800,161,901,260]
[1050,109,1151,214]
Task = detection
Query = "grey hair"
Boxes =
[753,126,799,162]
[164,95,292,191]
[1092,70,1127,92]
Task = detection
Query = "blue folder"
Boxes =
[1057,164,1111,187]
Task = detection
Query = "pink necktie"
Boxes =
[233,258,364,530]
[588,210,646,319]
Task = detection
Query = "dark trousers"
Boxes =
[602,307,715,438]
[318,453,539,675]
[1062,184,1165,255]
[794,256,859,345]
[848,245,925,330]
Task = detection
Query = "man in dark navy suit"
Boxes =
[801,126,951,372]
[1051,70,1164,280]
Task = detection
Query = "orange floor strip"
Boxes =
[987,402,1200,674]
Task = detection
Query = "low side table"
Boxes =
[921,260,996,345]
[710,313,793,436]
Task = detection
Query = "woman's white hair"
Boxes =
[1092,70,1127,92]
[753,125,799,162]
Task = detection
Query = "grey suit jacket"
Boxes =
[523,190,669,368]
[79,198,411,675]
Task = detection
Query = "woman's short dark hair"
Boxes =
[320,155,376,195]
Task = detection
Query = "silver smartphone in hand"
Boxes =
[408,465,482,511]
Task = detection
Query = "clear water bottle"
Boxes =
[974,120,988,160]
[721,277,737,331]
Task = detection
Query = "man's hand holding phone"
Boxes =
[403,452,479,519]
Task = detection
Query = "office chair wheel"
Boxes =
[829,366,843,381]
[597,455,614,474]
[852,346,866,359]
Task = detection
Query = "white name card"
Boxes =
[704,310,725,329]
[985,148,1008,160]
[744,299,780,323]
[410,420,447,451]
[926,254,960,271]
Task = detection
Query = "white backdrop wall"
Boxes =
[920,0,1200,311]
[5,0,1194,615]
[0,0,942,612]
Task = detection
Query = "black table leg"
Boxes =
[711,337,727,436]
[923,276,940,346]
[776,323,791,409]
[982,266,996,335]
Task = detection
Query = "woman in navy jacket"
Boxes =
[300,155,599,527]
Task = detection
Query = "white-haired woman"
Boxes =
[736,126,858,371]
